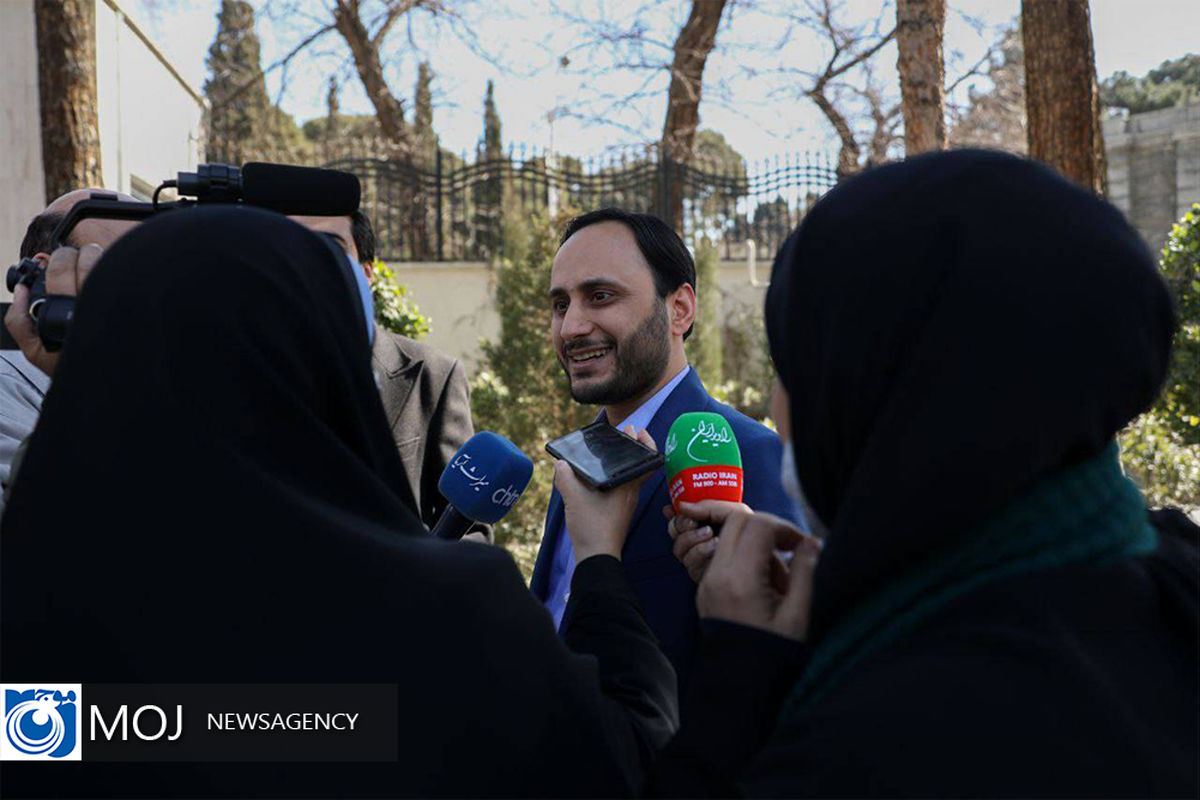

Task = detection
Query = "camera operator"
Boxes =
[0,189,138,506]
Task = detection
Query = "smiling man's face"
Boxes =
[549,221,671,407]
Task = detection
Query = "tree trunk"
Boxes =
[1021,0,1106,194]
[658,0,728,231]
[35,0,103,201]
[896,0,946,155]
[331,2,435,257]
[332,1,410,150]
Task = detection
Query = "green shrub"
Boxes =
[1156,204,1200,444]
[1119,412,1200,508]
[1119,203,1200,510]
[372,260,431,340]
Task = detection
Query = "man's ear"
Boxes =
[668,283,697,338]
[361,259,375,285]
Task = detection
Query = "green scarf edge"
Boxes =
[780,440,1157,721]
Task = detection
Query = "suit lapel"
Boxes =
[534,371,708,587]
[371,327,424,431]
[370,327,423,521]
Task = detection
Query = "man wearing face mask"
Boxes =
[291,210,485,537]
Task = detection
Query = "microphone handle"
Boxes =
[431,505,474,540]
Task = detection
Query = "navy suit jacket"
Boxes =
[530,369,802,687]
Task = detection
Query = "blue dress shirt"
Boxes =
[544,366,692,629]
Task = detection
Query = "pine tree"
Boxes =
[325,76,340,140]
[473,80,505,259]
[413,62,437,166]
[896,0,947,154]
[481,80,503,162]
[1022,0,1106,193]
[204,0,271,162]
[203,0,309,163]
[35,0,103,199]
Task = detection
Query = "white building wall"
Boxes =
[0,0,46,268]
[95,0,204,200]
[394,260,771,379]
[0,0,204,300]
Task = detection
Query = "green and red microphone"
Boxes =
[664,412,743,511]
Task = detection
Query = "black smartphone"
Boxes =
[545,422,664,490]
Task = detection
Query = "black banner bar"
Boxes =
[82,684,398,762]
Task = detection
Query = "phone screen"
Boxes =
[546,422,663,488]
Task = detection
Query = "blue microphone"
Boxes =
[432,432,535,540]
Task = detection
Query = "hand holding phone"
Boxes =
[550,426,660,563]
[545,421,664,490]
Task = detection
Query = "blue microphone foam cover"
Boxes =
[438,432,534,524]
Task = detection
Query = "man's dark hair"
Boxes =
[560,207,696,339]
[19,211,66,259]
[351,209,376,265]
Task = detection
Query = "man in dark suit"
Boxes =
[292,211,482,536]
[531,208,800,686]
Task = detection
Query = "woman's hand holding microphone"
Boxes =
[553,425,821,642]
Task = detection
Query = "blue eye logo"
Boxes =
[2,685,82,761]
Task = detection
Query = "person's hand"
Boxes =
[664,499,753,583]
[690,501,821,641]
[554,427,657,565]
[5,244,103,377]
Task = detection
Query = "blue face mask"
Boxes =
[346,253,375,347]
[782,440,830,540]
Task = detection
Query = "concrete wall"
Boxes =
[1105,103,1200,252]
[0,0,46,272]
[394,259,772,379]
[0,0,204,297]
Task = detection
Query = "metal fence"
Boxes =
[319,142,838,262]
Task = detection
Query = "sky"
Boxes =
[127,0,1199,161]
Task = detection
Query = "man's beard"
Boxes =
[561,299,671,407]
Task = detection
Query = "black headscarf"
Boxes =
[2,205,427,674]
[764,150,1176,643]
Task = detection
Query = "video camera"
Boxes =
[6,162,360,351]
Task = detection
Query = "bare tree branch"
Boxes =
[945,45,995,96]
[370,0,425,47]
[209,22,336,111]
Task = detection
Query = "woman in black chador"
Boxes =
[644,150,1198,797]
[0,206,676,797]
